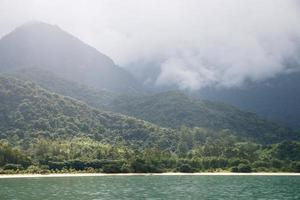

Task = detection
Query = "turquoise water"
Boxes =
[0,175,299,200]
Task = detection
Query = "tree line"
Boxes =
[1,137,299,174]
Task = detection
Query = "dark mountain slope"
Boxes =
[7,67,117,109]
[109,91,297,143]
[0,22,141,93]
[199,71,300,128]
[4,68,297,144]
[1,75,297,146]
[0,76,176,149]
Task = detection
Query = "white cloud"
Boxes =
[0,0,300,89]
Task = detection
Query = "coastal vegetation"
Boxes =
[0,75,299,174]
[1,138,300,174]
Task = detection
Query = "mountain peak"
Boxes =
[1,21,84,48]
[16,21,68,38]
[0,22,142,93]
[17,21,60,30]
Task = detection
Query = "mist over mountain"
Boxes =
[2,74,300,174]
[0,22,142,93]
[2,1,299,91]
[0,0,300,175]
[1,21,299,130]
[127,63,300,128]
[199,71,300,128]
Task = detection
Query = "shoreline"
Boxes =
[0,172,299,178]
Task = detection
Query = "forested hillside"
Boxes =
[8,67,117,109]
[110,91,296,143]
[0,22,299,174]
[7,68,296,144]
[0,76,299,173]
[199,71,300,128]
[0,76,176,149]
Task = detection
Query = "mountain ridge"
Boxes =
[0,22,142,93]
[199,70,300,128]
[0,75,176,149]
[109,90,297,143]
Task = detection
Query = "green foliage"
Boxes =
[3,164,23,170]
[0,76,176,149]
[177,164,194,173]
[237,164,252,173]
[0,140,31,167]
[231,166,239,172]
[9,67,117,110]
[270,141,300,161]
[0,137,299,173]
[110,91,297,144]
[0,76,299,173]
[290,162,300,172]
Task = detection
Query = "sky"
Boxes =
[0,0,300,90]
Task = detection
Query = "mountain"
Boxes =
[128,61,300,128]
[199,71,300,128]
[7,67,296,143]
[109,91,297,143]
[5,67,297,143]
[0,76,176,149]
[7,67,117,109]
[1,75,297,148]
[0,22,297,145]
[0,22,141,93]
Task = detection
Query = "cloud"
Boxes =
[0,0,300,90]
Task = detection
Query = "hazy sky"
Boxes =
[1,0,300,90]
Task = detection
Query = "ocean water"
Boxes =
[0,175,299,200]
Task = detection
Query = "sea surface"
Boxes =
[0,175,299,200]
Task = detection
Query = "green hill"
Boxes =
[0,76,299,173]
[5,69,297,144]
[0,22,299,173]
[0,76,176,149]
[7,67,117,109]
[110,91,297,143]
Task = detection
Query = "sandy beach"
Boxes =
[0,172,299,179]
